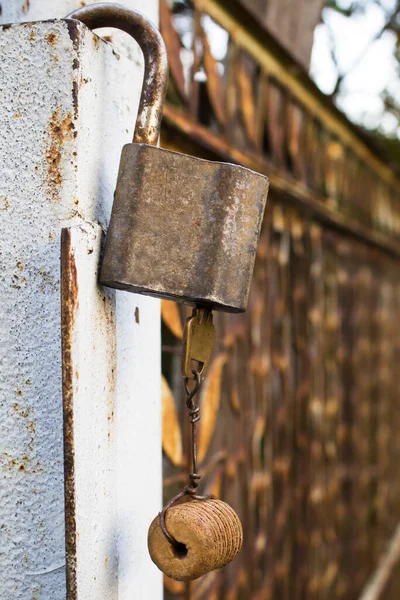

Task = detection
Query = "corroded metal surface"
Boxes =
[61,224,118,600]
[68,2,168,145]
[0,15,162,600]
[161,198,400,600]
[0,20,81,600]
[61,228,78,599]
[100,144,268,311]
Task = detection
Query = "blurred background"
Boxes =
[311,0,400,162]
[160,1,400,598]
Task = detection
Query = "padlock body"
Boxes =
[100,144,269,312]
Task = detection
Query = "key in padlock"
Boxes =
[69,3,269,314]
[181,308,215,380]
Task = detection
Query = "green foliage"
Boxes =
[372,129,400,162]
[325,0,357,17]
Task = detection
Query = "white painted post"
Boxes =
[0,2,162,599]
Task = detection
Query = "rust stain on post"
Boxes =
[21,0,30,14]
[46,32,58,46]
[61,228,78,600]
[46,110,75,201]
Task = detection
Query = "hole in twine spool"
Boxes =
[148,498,243,581]
[172,541,188,559]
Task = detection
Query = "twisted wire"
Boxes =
[160,370,214,547]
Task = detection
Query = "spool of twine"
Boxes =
[148,498,243,581]
[148,499,243,581]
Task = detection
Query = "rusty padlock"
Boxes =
[69,3,269,313]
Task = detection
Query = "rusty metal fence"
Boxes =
[159,1,400,598]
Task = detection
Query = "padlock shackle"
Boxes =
[67,2,168,145]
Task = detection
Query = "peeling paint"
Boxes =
[72,81,79,118]
[66,19,81,53]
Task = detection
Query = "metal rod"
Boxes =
[67,2,168,145]
[159,371,214,548]
[358,522,400,600]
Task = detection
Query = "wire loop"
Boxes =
[159,369,214,548]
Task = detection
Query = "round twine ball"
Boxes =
[147,498,243,582]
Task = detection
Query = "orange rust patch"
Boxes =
[46,109,75,201]
[12,402,30,418]
[46,32,58,46]
[29,30,35,41]
[21,0,30,14]
[1,197,10,210]
[92,35,100,49]
[61,230,79,317]
[3,453,43,474]
[103,35,113,43]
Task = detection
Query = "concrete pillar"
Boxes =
[0,2,162,599]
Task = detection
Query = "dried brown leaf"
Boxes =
[230,384,241,415]
[201,27,226,127]
[252,415,265,472]
[162,376,183,466]
[161,299,183,339]
[207,467,223,497]
[197,353,227,463]
[160,0,187,102]
[238,57,258,146]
